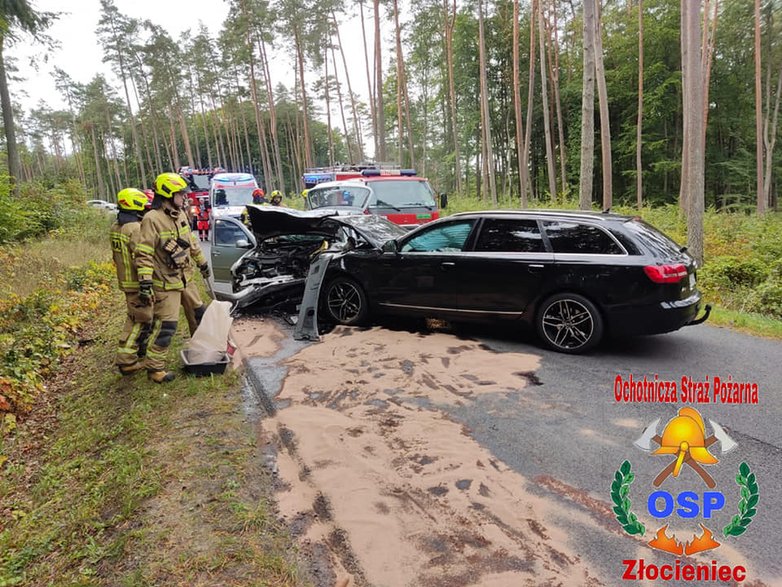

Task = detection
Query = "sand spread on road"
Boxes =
[266,325,603,587]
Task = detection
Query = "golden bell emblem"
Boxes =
[653,407,718,477]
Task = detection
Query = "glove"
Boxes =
[139,280,155,306]
[199,263,211,280]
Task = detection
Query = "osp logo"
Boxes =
[612,407,759,582]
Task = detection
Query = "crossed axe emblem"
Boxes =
[633,408,738,555]
[634,408,737,488]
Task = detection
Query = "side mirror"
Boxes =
[381,239,399,253]
[440,193,448,209]
[236,239,253,249]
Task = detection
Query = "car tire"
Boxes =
[323,277,369,326]
[536,292,604,354]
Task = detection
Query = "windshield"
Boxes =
[212,186,256,207]
[308,186,371,209]
[367,179,437,208]
[338,214,408,247]
[189,175,210,190]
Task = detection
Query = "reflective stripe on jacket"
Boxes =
[110,216,142,292]
[135,203,207,291]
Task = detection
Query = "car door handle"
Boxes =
[528,264,544,271]
[441,262,456,269]
[212,250,221,256]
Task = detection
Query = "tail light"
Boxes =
[644,264,688,284]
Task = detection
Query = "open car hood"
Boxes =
[246,206,342,240]
[245,205,406,246]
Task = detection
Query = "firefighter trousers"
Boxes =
[145,290,182,372]
[115,291,154,368]
[181,279,208,336]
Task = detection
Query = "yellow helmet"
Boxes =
[155,173,188,198]
[653,409,718,476]
[301,189,310,198]
[271,190,282,198]
[117,188,148,212]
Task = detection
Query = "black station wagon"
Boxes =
[218,208,710,354]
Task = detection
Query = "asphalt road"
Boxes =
[442,322,782,585]
[207,229,781,584]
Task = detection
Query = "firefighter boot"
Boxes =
[118,362,146,376]
[147,370,176,384]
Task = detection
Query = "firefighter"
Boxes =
[111,188,154,376]
[270,190,283,206]
[197,197,210,241]
[135,173,210,383]
[252,188,266,204]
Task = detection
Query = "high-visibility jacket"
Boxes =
[110,211,143,292]
[135,202,207,291]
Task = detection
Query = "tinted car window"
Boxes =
[401,220,475,252]
[623,219,684,260]
[474,218,544,253]
[542,221,623,254]
[215,219,248,246]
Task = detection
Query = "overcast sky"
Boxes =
[11,0,378,120]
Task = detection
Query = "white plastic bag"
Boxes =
[185,301,233,364]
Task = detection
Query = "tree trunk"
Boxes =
[105,10,146,187]
[394,0,404,165]
[524,0,538,202]
[683,0,705,263]
[359,0,378,159]
[538,0,557,201]
[444,0,462,192]
[89,125,105,198]
[374,0,387,161]
[762,63,782,206]
[754,0,765,214]
[0,38,20,192]
[679,0,689,212]
[333,12,364,161]
[249,48,273,185]
[477,0,497,205]
[636,0,644,209]
[579,0,596,210]
[331,44,354,161]
[593,0,612,210]
[293,25,313,168]
[512,0,528,206]
[548,0,567,194]
[259,39,285,192]
[324,45,335,166]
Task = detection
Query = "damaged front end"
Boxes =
[222,206,344,312]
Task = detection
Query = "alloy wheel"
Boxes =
[327,280,364,323]
[540,298,595,351]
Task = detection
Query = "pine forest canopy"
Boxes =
[1,0,781,220]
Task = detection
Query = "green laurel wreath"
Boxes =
[723,462,759,537]
[612,460,646,536]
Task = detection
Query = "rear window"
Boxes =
[624,220,684,259]
[474,219,545,253]
[542,221,624,254]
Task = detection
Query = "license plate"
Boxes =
[689,273,696,290]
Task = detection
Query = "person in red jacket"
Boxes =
[197,197,211,241]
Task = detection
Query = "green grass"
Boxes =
[0,232,302,586]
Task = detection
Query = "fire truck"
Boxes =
[301,163,446,228]
[178,167,221,227]
[301,162,409,188]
